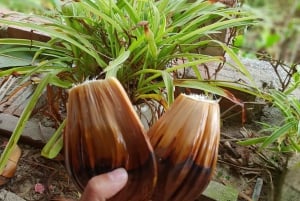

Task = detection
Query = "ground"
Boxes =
[0,119,284,201]
[216,122,283,201]
[0,56,297,201]
[0,136,79,201]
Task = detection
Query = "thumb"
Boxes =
[80,168,128,201]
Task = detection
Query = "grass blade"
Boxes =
[41,120,66,159]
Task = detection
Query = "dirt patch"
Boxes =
[216,123,282,201]
[0,136,79,201]
[0,121,283,201]
[0,72,290,201]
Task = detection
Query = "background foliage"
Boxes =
[0,0,258,173]
[0,0,299,176]
[236,0,300,154]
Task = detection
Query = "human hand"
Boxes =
[79,168,128,201]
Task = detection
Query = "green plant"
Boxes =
[238,89,300,153]
[0,0,258,173]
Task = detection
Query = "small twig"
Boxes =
[282,63,297,89]
[220,132,240,141]
[254,150,281,171]
[218,159,264,172]
[220,103,242,118]
[220,138,241,142]
[239,191,253,201]
[20,158,57,171]
[223,141,241,158]
[202,63,211,79]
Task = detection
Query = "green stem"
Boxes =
[41,119,66,159]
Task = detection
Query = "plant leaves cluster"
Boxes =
[238,90,300,153]
[0,0,258,172]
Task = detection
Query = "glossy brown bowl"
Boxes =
[64,78,157,201]
[64,78,220,201]
[148,94,220,201]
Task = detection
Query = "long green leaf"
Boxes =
[237,136,269,146]
[215,40,256,84]
[290,138,300,152]
[0,38,67,53]
[0,19,106,67]
[161,71,174,106]
[41,120,66,159]
[211,80,267,100]
[105,50,130,78]
[81,2,123,32]
[261,120,297,149]
[174,79,244,107]
[178,16,257,43]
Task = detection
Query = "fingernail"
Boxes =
[108,168,128,182]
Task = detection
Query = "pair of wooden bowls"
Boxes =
[64,77,220,201]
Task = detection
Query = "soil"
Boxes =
[0,136,80,201]
[216,122,284,201]
[0,56,295,201]
[0,117,284,201]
